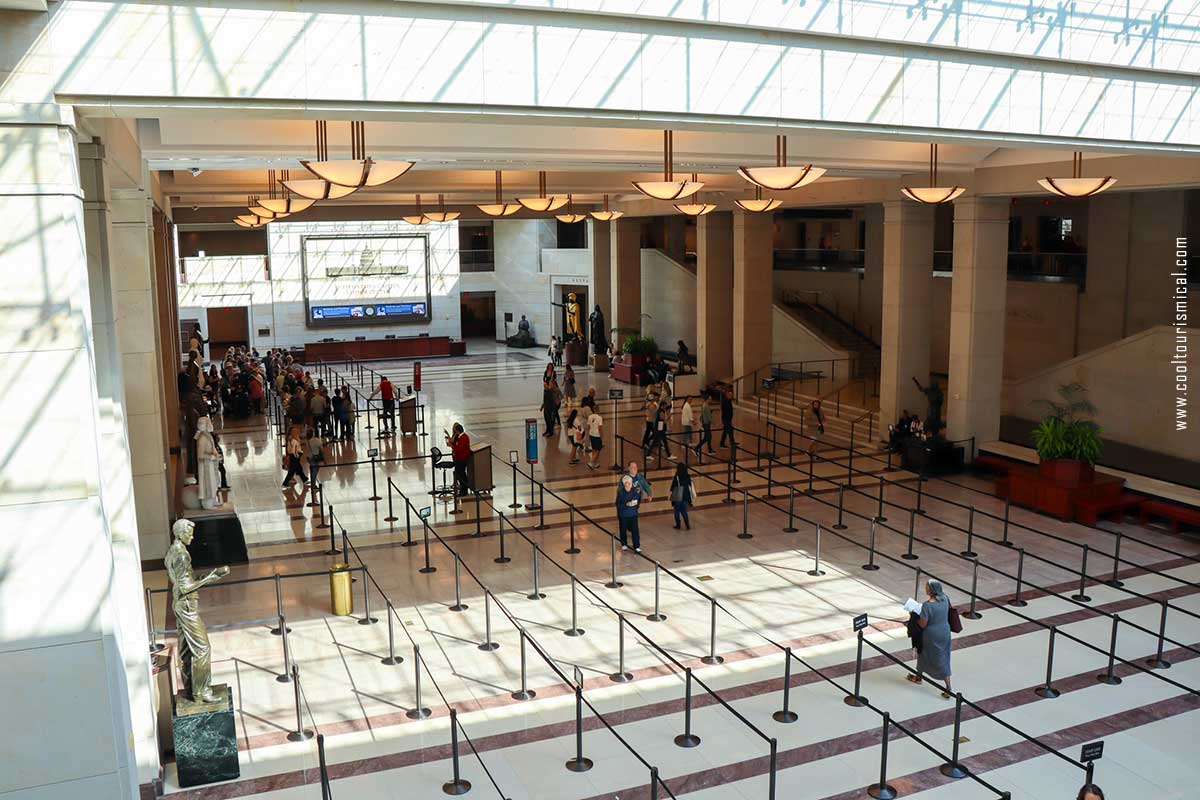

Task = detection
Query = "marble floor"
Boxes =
[149,350,1200,800]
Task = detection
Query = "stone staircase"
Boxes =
[775,293,880,379]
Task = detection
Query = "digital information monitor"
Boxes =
[300,233,433,327]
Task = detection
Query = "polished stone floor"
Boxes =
[149,345,1200,800]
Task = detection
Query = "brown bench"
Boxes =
[1073,493,1145,526]
[1139,499,1200,534]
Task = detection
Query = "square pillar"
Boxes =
[610,217,641,349]
[732,210,774,392]
[697,211,733,384]
[590,219,612,335]
[880,200,934,426]
[946,197,1011,446]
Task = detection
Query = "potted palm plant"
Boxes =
[620,333,658,370]
[1031,383,1103,485]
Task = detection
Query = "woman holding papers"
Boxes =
[914,580,954,698]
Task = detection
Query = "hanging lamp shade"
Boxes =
[589,194,624,221]
[738,135,825,191]
[555,196,587,224]
[299,120,413,188]
[1037,152,1116,197]
[477,170,523,217]
[422,194,460,223]
[258,173,316,216]
[734,185,782,213]
[674,175,716,216]
[516,171,569,212]
[234,214,266,228]
[633,130,703,200]
[247,202,284,219]
[901,144,966,204]
[281,178,358,201]
[402,195,429,225]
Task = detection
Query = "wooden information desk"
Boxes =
[304,336,461,361]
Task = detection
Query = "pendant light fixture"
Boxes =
[674,174,717,216]
[477,170,523,217]
[245,191,284,220]
[422,194,460,223]
[516,171,569,212]
[555,195,587,224]
[1037,152,1116,197]
[258,170,316,216]
[633,130,703,200]
[402,195,429,225]
[734,185,782,213]
[283,122,362,201]
[234,214,266,228]
[738,135,825,191]
[901,144,965,204]
[589,194,624,222]
[300,120,413,188]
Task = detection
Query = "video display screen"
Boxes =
[300,233,432,327]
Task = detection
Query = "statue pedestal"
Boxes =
[564,340,587,366]
[173,685,239,788]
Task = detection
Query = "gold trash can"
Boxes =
[329,564,354,616]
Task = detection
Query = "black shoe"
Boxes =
[673,524,680,529]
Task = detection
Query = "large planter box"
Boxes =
[1038,458,1095,486]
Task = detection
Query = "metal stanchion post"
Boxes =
[565,505,580,554]
[738,490,753,539]
[843,630,869,706]
[407,644,432,719]
[381,600,402,665]
[673,668,701,747]
[287,665,313,741]
[495,514,511,564]
[902,509,919,560]
[146,589,165,654]
[512,630,536,700]
[402,497,416,547]
[773,648,798,723]
[807,450,815,494]
[368,455,381,502]
[609,615,633,682]
[866,713,898,799]
[383,474,398,523]
[915,475,926,515]
[1106,532,1125,588]
[324,504,340,555]
[939,693,969,778]
[646,562,666,621]
[535,483,546,529]
[449,555,468,612]
[1072,544,1092,602]
[565,673,593,772]
[701,598,724,665]
[1147,601,1172,669]
[807,523,826,576]
[962,560,982,620]
[1034,626,1061,698]
[270,574,290,635]
[833,484,848,529]
[731,444,740,484]
[783,485,799,532]
[419,519,436,574]
[862,521,880,571]
[526,467,541,510]
[565,576,584,637]
[875,475,887,522]
[961,506,978,558]
[316,485,330,529]
[723,457,734,504]
[999,497,1013,546]
[276,613,292,683]
[358,566,377,625]
[914,567,923,600]
[443,709,472,795]
[508,462,521,509]
[478,590,499,651]
[528,545,545,599]
[1010,547,1029,607]
[1096,614,1123,685]
[605,536,623,588]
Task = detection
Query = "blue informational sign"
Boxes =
[525,418,539,464]
[310,302,427,323]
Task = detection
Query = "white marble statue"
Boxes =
[194,416,221,509]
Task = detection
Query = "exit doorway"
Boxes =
[460,291,497,340]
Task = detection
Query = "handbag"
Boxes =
[948,606,963,634]
[689,484,698,503]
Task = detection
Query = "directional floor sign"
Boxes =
[608,388,624,400]
[853,613,869,632]
[1080,741,1104,763]
[525,418,539,464]
[419,506,432,519]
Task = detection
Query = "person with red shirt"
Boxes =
[369,375,396,435]
[446,423,471,495]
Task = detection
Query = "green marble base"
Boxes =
[173,684,239,788]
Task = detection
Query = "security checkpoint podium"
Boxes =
[466,443,493,493]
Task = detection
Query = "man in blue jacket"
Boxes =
[616,474,642,552]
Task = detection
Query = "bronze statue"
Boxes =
[912,376,944,437]
[166,519,230,704]
[588,305,607,356]
[564,292,583,342]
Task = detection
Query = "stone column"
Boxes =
[590,219,611,347]
[0,124,145,799]
[879,200,934,426]
[946,197,1011,446]
[610,217,641,349]
[697,211,733,384]
[664,215,688,265]
[732,209,775,394]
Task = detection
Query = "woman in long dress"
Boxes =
[916,579,954,698]
[194,416,221,509]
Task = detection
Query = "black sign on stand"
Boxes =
[608,388,624,400]
[509,449,520,464]
[367,448,379,458]
[1080,741,1104,763]
[853,613,869,632]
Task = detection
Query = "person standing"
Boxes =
[680,396,694,446]
[563,364,577,408]
[625,460,653,501]
[719,387,736,449]
[915,580,954,698]
[647,399,673,461]
[541,379,560,436]
[309,388,328,440]
[696,396,715,456]
[569,409,586,464]
[282,427,308,489]
[447,423,471,495]
[811,399,826,435]
[368,375,396,435]
[306,427,324,486]
[641,393,658,449]
[669,462,694,530]
[616,474,642,552]
[586,406,604,469]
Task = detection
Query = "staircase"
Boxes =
[775,292,880,379]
